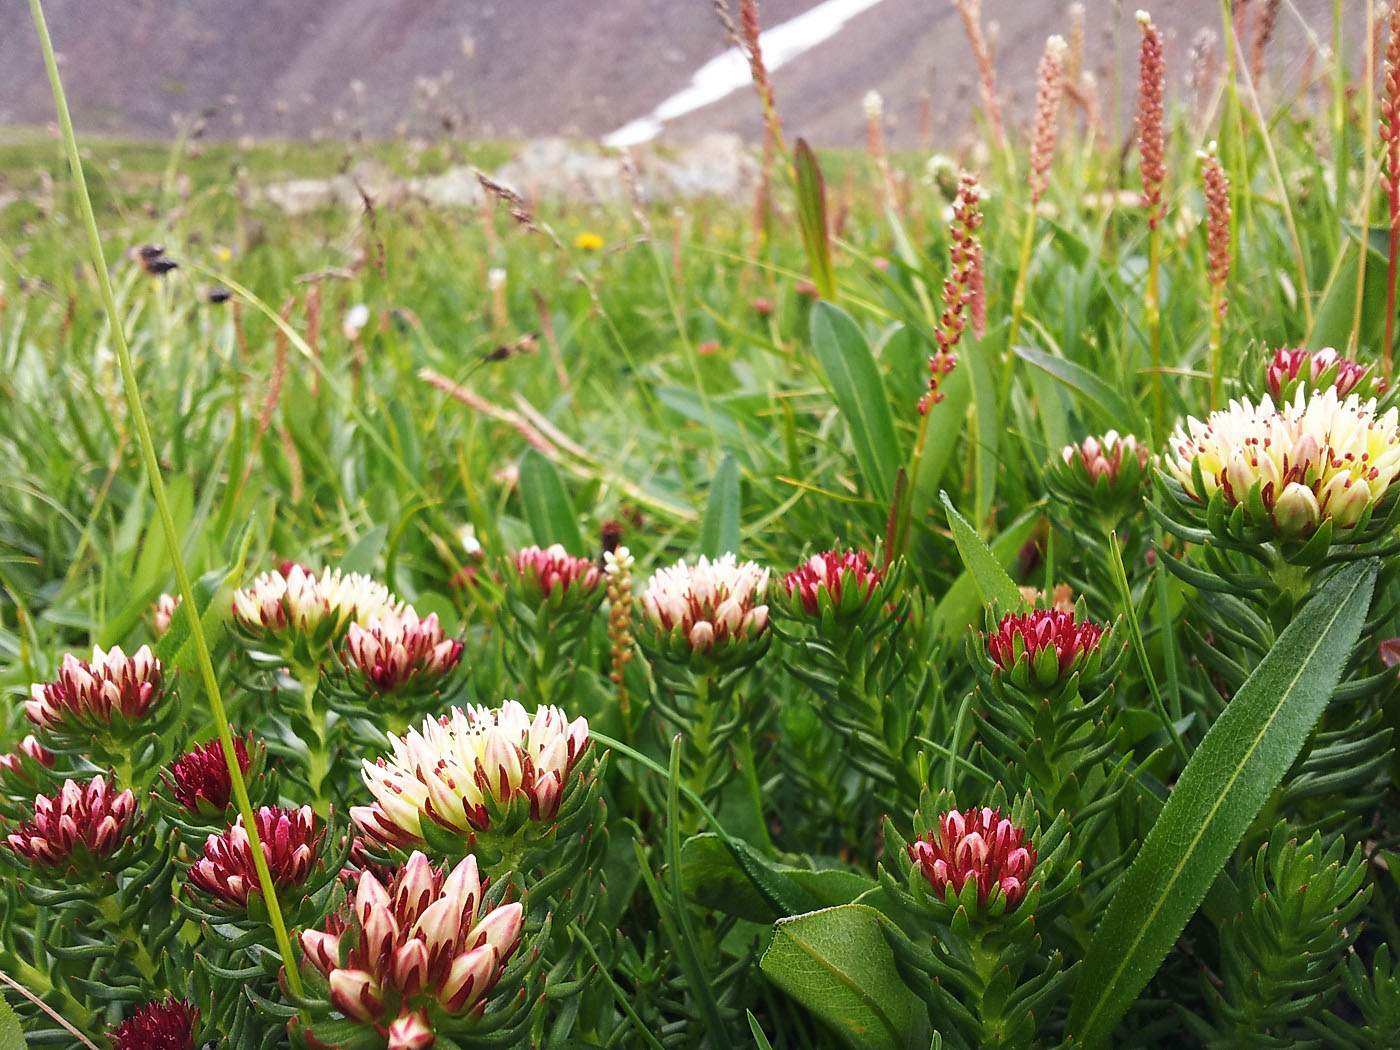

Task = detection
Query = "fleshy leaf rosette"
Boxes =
[1160,388,1400,549]
[4,775,138,874]
[109,998,200,1050]
[232,563,403,664]
[640,553,772,671]
[352,701,597,874]
[1045,431,1151,527]
[780,549,889,630]
[300,852,533,1047]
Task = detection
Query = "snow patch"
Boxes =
[602,0,890,147]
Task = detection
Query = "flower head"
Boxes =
[1049,431,1151,523]
[641,554,770,663]
[233,564,402,653]
[151,593,180,638]
[782,550,885,623]
[988,609,1105,690]
[110,998,199,1050]
[510,544,604,607]
[6,776,137,868]
[163,733,254,816]
[1165,388,1400,537]
[908,806,1037,913]
[188,805,325,909]
[0,735,54,786]
[27,645,163,734]
[353,701,590,850]
[301,852,523,1030]
[1265,347,1378,402]
[574,231,604,252]
[342,607,463,696]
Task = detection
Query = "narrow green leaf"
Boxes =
[940,491,1024,613]
[699,453,741,557]
[748,1012,777,1050]
[519,447,585,555]
[810,302,900,504]
[794,139,837,300]
[1011,344,1146,435]
[761,903,926,1050]
[932,506,1040,636]
[1068,559,1378,1049]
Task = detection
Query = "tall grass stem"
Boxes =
[27,0,306,1001]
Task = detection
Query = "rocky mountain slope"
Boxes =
[0,1,1364,149]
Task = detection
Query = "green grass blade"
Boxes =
[810,302,900,505]
[699,452,741,557]
[519,447,585,554]
[1011,344,1147,437]
[1067,558,1378,1049]
[794,139,837,300]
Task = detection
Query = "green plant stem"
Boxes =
[297,666,331,816]
[1146,223,1164,439]
[1004,206,1038,393]
[1208,288,1224,410]
[95,894,160,985]
[27,0,305,1002]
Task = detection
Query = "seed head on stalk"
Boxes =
[1137,11,1167,229]
[1029,36,1068,208]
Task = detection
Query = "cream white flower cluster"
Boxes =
[232,564,403,645]
[1165,387,1400,536]
[352,701,590,848]
[640,553,771,652]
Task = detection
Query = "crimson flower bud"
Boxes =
[163,733,254,816]
[6,775,137,868]
[27,645,163,734]
[109,998,199,1050]
[908,806,1037,914]
[187,805,324,909]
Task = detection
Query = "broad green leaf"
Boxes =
[682,833,877,923]
[794,139,836,300]
[1309,236,1387,351]
[761,903,926,1050]
[940,491,1024,613]
[966,334,999,528]
[699,453,741,557]
[0,997,25,1050]
[810,302,900,505]
[932,506,1040,636]
[1068,559,1378,1049]
[519,447,585,555]
[1011,344,1145,435]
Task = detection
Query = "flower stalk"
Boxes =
[1137,9,1168,437]
[1382,0,1400,377]
[1200,144,1232,408]
[26,0,303,999]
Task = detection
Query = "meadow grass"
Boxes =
[3,3,1400,1045]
